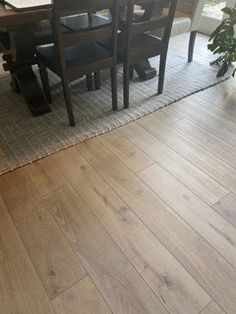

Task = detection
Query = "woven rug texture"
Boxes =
[0,52,228,175]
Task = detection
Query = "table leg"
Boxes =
[1,24,51,116]
[134,60,157,81]
[125,3,157,81]
[12,65,51,116]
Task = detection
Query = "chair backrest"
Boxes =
[124,0,177,47]
[51,0,119,74]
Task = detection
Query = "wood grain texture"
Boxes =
[167,98,236,146]
[0,169,86,299]
[104,123,236,266]
[52,276,111,314]
[44,183,168,314]
[137,162,236,268]
[191,94,236,126]
[0,3,51,27]
[196,80,236,120]
[201,301,225,314]
[119,122,227,205]
[137,114,236,195]
[0,196,53,314]
[213,193,236,228]
[76,137,236,314]
[100,130,154,173]
[152,107,183,125]
[170,117,236,169]
[199,76,235,95]
[53,147,211,314]
[24,157,68,196]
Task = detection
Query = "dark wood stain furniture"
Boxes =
[0,0,172,117]
[0,4,101,115]
[118,0,177,108]
[188,30,197,62]
[36,1,119,126]
[5,0,50,11]
[35,14,111,92]
[0,4,51,115]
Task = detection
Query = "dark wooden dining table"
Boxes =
[0,3,52,115]
[0,1,157,116]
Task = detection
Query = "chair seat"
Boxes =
[37,42,112,77]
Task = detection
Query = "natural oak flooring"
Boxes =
[1,33,236,313]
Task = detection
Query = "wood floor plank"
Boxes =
[137,162,236,268]
[196,82,236,119]
[76,137,236,314]
[24,157,68,196]
[119,123,227,205]
[52,147,211,314]
[0,169,86,300]
[137,115,236,195]
[105,124,236,266]
[44,183,168,314]
[52,276,111,314]
[200,301,225,314]
[100,130,154,173]
[169,112,233,156]
[191,94,236,126]
[167,98,236,146]
[213,193,236,228]
[152,107,183,125]
[0,196,53,314]
[180,93,236,127]
[170,118,236,169]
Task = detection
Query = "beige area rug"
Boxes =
[0,52,229,175]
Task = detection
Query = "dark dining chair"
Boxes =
[35,14,110,91]
[119,0,177,108]
[36,0,119,126]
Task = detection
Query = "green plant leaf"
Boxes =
[222,7,235,15]
[208,5,236,77]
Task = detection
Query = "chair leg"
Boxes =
[61,77,75,127]
[86,73,93,91]
[123,62,130,108]
[95,71,101,90]
[111,67,117,111]
[188,30,197,62]
[158,52,167,95]
[38,62,51,103]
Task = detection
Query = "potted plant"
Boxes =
[208,5,236,77]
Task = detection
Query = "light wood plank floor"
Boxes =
[1,33,236,314]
